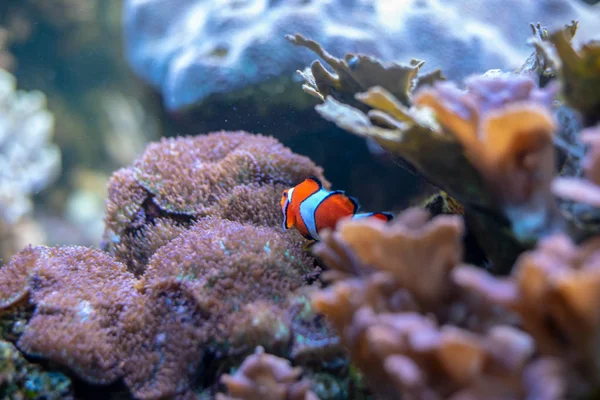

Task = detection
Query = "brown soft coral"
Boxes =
[345,310,563,400]
[0,245,139,384]
[217,346,318,400]
[310,208,570,399]
[413,74,559,237]
[455,233,600,391]
[313,208,465,320]
[102,131,328,275]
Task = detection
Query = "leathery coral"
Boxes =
[217,346,318,400]
[102,130,328,275]
[0,245,139,384]
[123,217,316,399]
[0,131,339,399]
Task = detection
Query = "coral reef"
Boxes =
[0,131,347,399]
[123,0,599,111]
[217,346,318,400]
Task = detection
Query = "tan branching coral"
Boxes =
[413,74,560,238]
[102,131,328,275]
[310,208,566,399]
[286,34,444,108]
[547,30,600,125]
[455,234,600,390]
[217,346,318,400]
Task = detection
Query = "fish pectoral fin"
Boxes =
[303,240,318,251]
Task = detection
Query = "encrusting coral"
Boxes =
[0,131,344,399]
[217,346,318,400]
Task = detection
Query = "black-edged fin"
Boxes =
[306,175,323,188]
[282,199,293,230]
[349,195,361,213]
[378,211,394,221]
[353,211,395,222]
[301,232,316,241]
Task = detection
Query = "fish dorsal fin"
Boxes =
[330,190,360,214]
[306,176,323,188]
[348,196,361,213]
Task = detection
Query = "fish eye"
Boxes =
[283,190,288,198]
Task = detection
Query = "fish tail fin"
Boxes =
[352,212,394,221]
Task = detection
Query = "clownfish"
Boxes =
[281,176,393,241]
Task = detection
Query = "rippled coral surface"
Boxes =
[124,0,599,111]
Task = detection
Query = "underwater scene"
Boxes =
[1,0,600,399]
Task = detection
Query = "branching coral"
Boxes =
[309,209,568,399]
[412,74,560,237]
[102,130,328,275]
[0,67,60,224]
[454,233,600,396]
[217,346,318,400]
[547,30,600,125]
[309,208,596,399]
[287,33,571,272]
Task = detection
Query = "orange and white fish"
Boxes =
[280,176,393,241]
